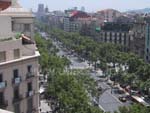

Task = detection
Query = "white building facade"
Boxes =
[0,0,40,113]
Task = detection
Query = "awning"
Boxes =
[21,34,34,44]
[39,88,45,94]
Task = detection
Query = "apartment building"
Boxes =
[0,0,40,113]
[99,18,150,62]
[64,11,91,32]
[0,0,34,39]
[145,23,150,62]
[99,31,131,50]
[129,21,146,59]
[98,22,133,51]
[96,9,122,23]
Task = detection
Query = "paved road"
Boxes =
[52,39,131,113]
[99,89,123,113]
[89,65,131,113]
[98,81,123,113]
[98,79,132,113]
[54,41,90,70]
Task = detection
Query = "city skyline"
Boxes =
[20,0,150,12]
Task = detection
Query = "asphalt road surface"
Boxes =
[52,39,131,113]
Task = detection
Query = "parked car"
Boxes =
[93,98,99,106]
[117,90,125,94]
[118,96,127,102]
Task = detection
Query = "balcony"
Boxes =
[0,100,8,109]
[0,81,7,89]
[26,90,34,97]
[26,72,34,79]
[13,94,23,104]
[12,77,21,85]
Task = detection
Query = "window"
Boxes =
[27,98,33,112]
[14,103,20,113]
[147,48,149,53]
[14,87,19,98]
[110,32,112,42]
[146,56,149,61]
[0,92,4,105]
[0,73,3,82]
[28,82,32,91]
[0,51,6,62]
[11,21,15,31]
[27,65,32,73]
[24,24,30,32]
[14,49,20,59]
[13,69,19,78]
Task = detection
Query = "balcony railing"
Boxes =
[12,77,21,85]
[26,72,34,79]
[0,100,8,109]
[26,90,34,97]
[13,94,23,103]
[0,81,7,89]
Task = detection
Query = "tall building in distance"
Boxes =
[81,6,85,12]
[64,10,91,32]
[96,9,122,23]
[0,0,40,113]
[37,4,44,14]
[37,3,45,20]
[45,6,49,13]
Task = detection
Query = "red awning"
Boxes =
[21,34,34,44]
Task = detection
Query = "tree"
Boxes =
[47,72,103,113]
[117,104,150,113]
[35,29,103,113]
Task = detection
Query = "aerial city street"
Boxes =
[0,0,150,113]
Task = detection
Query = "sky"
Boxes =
[20,0,150,12]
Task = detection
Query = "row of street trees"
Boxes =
[35,15,150,111]
[49,29,150,112]
[35,33,103,113]
[49,29,150,93]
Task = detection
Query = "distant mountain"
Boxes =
[127,8,150,14]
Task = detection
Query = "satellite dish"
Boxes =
[0,0,11,11]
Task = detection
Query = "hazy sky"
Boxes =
[20,0,150,12]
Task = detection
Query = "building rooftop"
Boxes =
[101,22,133,32]
[70,11,90,18]
[97,9,121,13]
[0,0,34,17]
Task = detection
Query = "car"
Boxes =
[118,96,127,102]
[97,87,102,91]
[117,90,125,94]
[93,98,99,106]
[107,82,112,86]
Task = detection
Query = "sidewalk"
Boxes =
[39,100,52,113]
